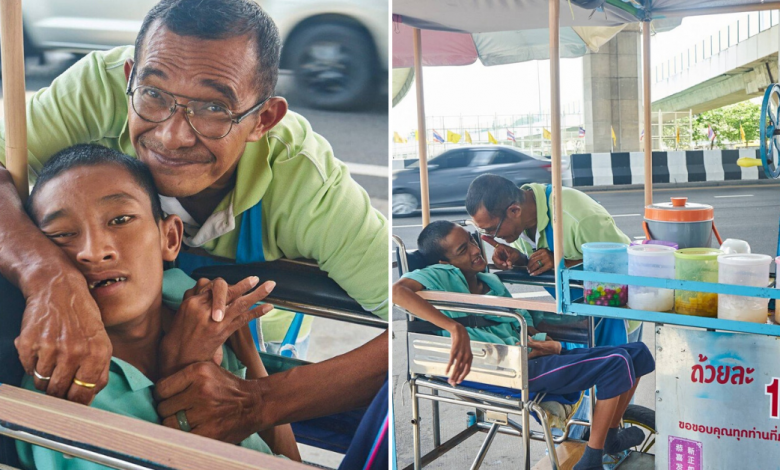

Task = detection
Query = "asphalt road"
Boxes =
[392,183,780,257]
[3,53,389,213]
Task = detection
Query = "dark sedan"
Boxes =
[392,146,570,216]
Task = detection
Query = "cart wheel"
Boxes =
[621,404,656,453]
[760,83,780,179]
[580,404,656,454]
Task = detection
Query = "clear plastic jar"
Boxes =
[583,242,629,307]
[674,248,723,317]
[628,245,675,312]
[718,254,772,323]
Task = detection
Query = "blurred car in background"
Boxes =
[17,0,387,110]
[392,146,571,217]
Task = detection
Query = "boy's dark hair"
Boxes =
[465,174,525,218]
[417,220,458,265]
[134,0,281,99]
[27,144,164,223]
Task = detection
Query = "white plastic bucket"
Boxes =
[718,254,772,323]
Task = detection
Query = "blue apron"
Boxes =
[542,184,629,347]
[176,201,305,356]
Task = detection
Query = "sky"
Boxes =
[392,11,769,135]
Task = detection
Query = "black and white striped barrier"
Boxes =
[571,149,769,187]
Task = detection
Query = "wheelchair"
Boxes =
[0,259,387,469]
[392,226,655,470]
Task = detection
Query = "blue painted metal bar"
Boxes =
[568,303,780,337]
[556,265,780,337]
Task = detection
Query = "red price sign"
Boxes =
[765,377,780,419]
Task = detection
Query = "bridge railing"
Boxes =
[654,10,780,84]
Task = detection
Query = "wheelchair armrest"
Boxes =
[531,311,590,345]
[192,260,386,328]
[494,268,557,286]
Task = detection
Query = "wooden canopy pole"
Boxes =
[643,21,652,207]
[0,0,29,202]
[412,28,431,227]
[549,0,564,305]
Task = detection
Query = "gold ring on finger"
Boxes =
[73,378,97,389]
[33,370,51,381]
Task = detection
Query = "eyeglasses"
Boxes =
[476,203,513,239]
[125,66,269,140]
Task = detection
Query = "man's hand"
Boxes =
[15,271,111,405]
[159,277,275,377]
[527,249,554,276]
[446,323,472,386]
[526,337,563,359]
[156,361,261,443]
[481,236,524,270]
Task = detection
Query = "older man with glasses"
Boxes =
[0,0,387,464]
[467,174,630,276]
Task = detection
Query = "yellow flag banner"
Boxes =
[465,131,472,144]
[542,128,552,140]
[611,126,617,146]
[393,131,407,144]
[446,130,461,144]
[675,127,680,144]
[740,124,746,143]
[488,132,498,144]
[414,130,419,141]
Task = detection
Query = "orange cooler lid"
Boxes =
[645,197,714,222]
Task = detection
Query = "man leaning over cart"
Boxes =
[0,0,387,455]
[465,174,640,346]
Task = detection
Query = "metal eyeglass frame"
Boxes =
[124,65,269,139]
[477,202,514,239]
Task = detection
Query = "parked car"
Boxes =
[392,146,571,217]
[16,0,387,110]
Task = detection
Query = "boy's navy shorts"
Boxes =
[527,342,654,400]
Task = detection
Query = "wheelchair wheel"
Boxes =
[580,404,656,454]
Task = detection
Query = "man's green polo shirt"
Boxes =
[510,183,630,260]
[509,184,638,333]
[15,347,274,470]
[0,46,388,342]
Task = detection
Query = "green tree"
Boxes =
[691,101,760,144]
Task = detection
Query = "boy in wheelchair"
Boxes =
[393,220,655,470]
[18,144,299,468]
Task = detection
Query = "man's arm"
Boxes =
[0,168,111,404]
[393,278,472,385]
[155,331,388,441]
[0,49,131,403]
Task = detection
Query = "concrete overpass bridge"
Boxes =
[652,11,779,114]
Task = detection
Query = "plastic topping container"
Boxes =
[644,197,720,249]
[583,242,629,307]
[716,254,773,323]
[674,248,723,317]
[628,245,676,312]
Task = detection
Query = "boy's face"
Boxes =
[31,164,182,328]
[439,226,487,274]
